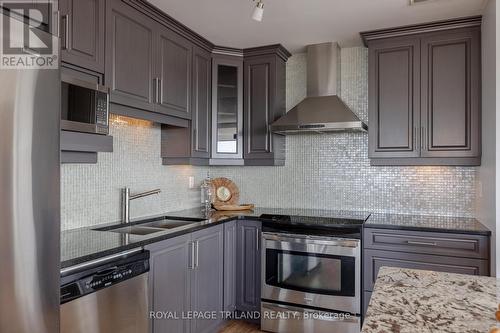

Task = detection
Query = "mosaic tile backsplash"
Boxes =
[61,47,477,231]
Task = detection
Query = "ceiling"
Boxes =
[147,0,486,53]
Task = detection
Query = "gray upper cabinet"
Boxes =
[243,47,289,166]
[191,46,212,159]
[155,27,193,119]
[60,0,105,73]
[211,54,244,162]
[367,36,421,159]
[236,220,262,313]
[362,17,482,166]
[106,0,156,112]
[420,28,481,159]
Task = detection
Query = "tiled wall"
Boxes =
[61,47,477,231]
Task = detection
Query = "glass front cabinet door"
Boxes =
[211,55,243,161]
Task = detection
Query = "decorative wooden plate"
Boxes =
[210,177,240,206]
[213,204,255,211]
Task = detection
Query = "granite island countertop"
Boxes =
[365,213,491,235]
[362,267,498,333]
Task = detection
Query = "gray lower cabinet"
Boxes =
[243,48,288,166]
[223,221,237,312]
[60,0,105,73]
[362,227,490,316]
[190,226,224,333]
[362,17,482,166]
[146,225,223,333]
[236,220,262,313]
[147,234,191,333]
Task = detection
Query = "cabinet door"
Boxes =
[60,0,105,73]
[420,28,481,158]
[146,234,191,333]
[368,36,421,158]
[243,55,286,163]
[223,221,237,312]
[155,28,192,119]
[236,220,261,312]
[191,46,211,158]
[190,225,224,333]
[106,0,156,111]
[212,56,244,160]
[363,249,489,292]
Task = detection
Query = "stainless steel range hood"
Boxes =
[271,42,368,134]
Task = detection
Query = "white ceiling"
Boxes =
[148,0,487,53]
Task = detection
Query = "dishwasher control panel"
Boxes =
[60,251,149,304]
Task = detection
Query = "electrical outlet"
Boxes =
[188,176,195,189]
[478,181,483,198]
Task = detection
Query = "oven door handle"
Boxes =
[262,302,360,323]
[262,232,360,248]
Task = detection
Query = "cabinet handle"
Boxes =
[189,241,195,269]
[61,14,69,50]
[195,240,199,268]
[413,126,417,150]
[159,78,163,105]
[256,230,260,252]
[406,240,437,246]
[420,126,424,150]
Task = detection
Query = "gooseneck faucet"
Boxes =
[122,187,161,223]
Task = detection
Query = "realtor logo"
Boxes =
[0,1,58,69]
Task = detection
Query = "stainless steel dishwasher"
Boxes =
[60,249,150,333]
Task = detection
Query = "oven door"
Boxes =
[262,232,360,314]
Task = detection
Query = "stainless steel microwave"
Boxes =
[61,75,109,135]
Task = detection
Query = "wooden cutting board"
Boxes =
[213,204,255,211]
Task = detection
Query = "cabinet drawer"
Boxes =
[363,249,489,291]
[364,228,489,259]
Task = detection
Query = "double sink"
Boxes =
[94,217,205,236]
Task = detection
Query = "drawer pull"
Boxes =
[406,240,437,246]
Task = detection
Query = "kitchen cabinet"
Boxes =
[106,0,156,113]
[362,17,482,166]
[223,221,237,312]
[147,234,191,333]
[236,220,262,313]
[190,226,224,333]
[362,227,490,316]
[105,0,196,124]
[211,53,244,164]
[243,46,289,166]
[191,46,212,159]
[155,26,193,119]
[146,225,223,333]
[161,46,211,165]
[60,0,105,73]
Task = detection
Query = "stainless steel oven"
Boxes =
[261,230,361,333]
[61,75,109,135]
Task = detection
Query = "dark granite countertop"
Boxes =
[365,213,491,236]
[61,207,370,269]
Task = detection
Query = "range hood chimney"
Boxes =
[271,42,368,134]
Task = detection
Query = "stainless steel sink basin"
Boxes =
[143,219,198,229]
[94,217,204,235]
[107,225,166,235]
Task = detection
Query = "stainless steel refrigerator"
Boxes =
[0,12,60,333]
